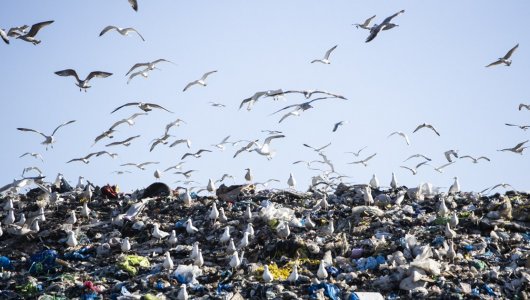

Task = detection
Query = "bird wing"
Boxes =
[138,161,159,167]
[363,15,377,26]
[152,58,172,65]
[84,152,100,159]
[503,43,519,59]
[66,158,83,163]
[412,124,424,133]
[477,156,490,161]
[437,161,455,170]
[399,166,415,174]
[324,45,338,60]
[332,122,341,132]
[170,139,189,148]
[428,125,441,136]
[120,163,138,167]
[0,29,8,44]
[111,102,140,113]
[263,134,285,145]
[147,103,173,113]
[127,69,147,84]
[128,0,138,11]
[183,80,198,92]
[459,155,474,160]
[200,70,218,81]
[109,119,127,130]
[26,20,54,37]
[123,135,141,142]
[485,60,502,67]
[513,140,529,149]
[126,63,149,75]
[415,160,430,169]
[401,133,410,145]
[364,153,377,162]
[17,127,47,138]
[124,28,145,41]
[55,69,81,82]
[51,120,76,136]
[365,26,381,43]
[519,104,530,110]
[197,149,212,154]
[382,10,405,24]
[86,71,113,82]
[130,112,148,120]
[505,123,518,127]
[99,25,118,36]
[181,153,192,160]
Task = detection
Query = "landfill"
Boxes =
[0,177,529,300]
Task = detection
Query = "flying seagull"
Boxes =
[128,0,138,11]
[183,70,217,92]
[17,120,76,149]
[16,20,54,45]
[345,146,367,157]
[109,113,147,130]
[303,142,331,153]
[252,135,286,160]
[126,59,173,75]
[105,135,140,147]
[497,140,528,154]
[519,104,530,111]
[99,26,145,41]
[332,121,348,132]
[93,129,116,145]
[311,45,338,64]
[426,161,455,173]
[233,140,259,158]
[209,102,226,108]
[403,153,432,162]
[354,15,376,29]
[164,162,185,172]
[413,123,440,136]
[239,90,282,111]
[165,119,186,134]
[121,161,159,170]
[485,44,519,67]
[150,133,173,152]
[444,150,459,162]
[174,170,197,178]
[273,89,347,100]
[66,152,102,164]
[181,149,212,160]
[55,69,112,92]
[365,10,405,43]
[111,102,172,113]
[505,123,530,131]
[400,161,429,175]
[349,153,377,167]
[270,96,342,123]
[460,155,491,164]
[20,152,44,162]
[0,28,9,44]
[212,135,232,150]
[169,139,191,148]
[126,68,155,84]
[388,131,410,145]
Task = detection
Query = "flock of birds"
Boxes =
[3,3,529,196]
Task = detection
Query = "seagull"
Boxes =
[505,123,530,131]
[246,223,254,237]
[489,183,515,192]
[99,25,145,41]
[262,265,274,283]
[93,129,116,145]
[207,179,216,194]
[426,161,455,173]
[212,135,231,150]
[369,174,379,189]
[239,90,274,111]
[244,168,253,183]
[390,172,399,189]
[403,154,432,162]
[105,135,141,147]
[400,161,429,175]
[174,170,197,178]
[0,28,9,44]
[460,155,491,164]
[445,223,457,239]
[311,45,338,64]
[449,211,459,227]
[120,161,159,170]
[354,15,377,29]
[22,166,43,177]
[17,120,76,149]
[233,139,259,158]
[154,169,162,180]
[65,210,77,225]
[19,152,44,161]
[163,252,174,270]
[218,207,228,222]
[126,59,173,75]
[287,173,296,189]
[215,173,234,183]
[177,284,188,300]
[150,133,173,152]
[66,152,101,164]
[152,223,169,240]
[194,249,204,267]
[209,102,226,108]
[183,70,218,92]
[128,0,138,11]
[185,218,199,234]
[252,135,286,159]
[209,202,219,223]
[229,250,242,269]
[66,230,78,247]
[109,113,147,130]
[16,20,54,45]
[111,102,172,114]
[365,10,405,43]
[317,260,328,279]
[519,104,530,111]
[332,121,348,132]
[316,152,335,172]
[303,142,332,153]
[126,68,153,84]
[413,123,440,136]
[271,97,341,123]
[255,179,280,188]
[121,237,131,252]
[276,89,347,100]
[165,119,187,134]
[498,140,528,154]
[345,146,367,157]
[448,177,460,194]
[485,43,519,67]
[163,162,185,172]
[181,149,212,160]
[388,131,410,145]
[168,230,178,246]
[55,69,112,92]
[220,227,231,244]
[444,150,459,162]
[238,231,250,249]
[3,210,15,225]
[170,139,192,149]
[349,153,377,167]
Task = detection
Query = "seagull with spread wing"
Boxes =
[485,44,519,67]
[99,25,145,41]
[270,97,341,123]
[426,161,455,173]
[403,153,432,162]
[400,161,429,175]
[519,104,530,111]
[365,10,405,43]
[252,135,285,160]
[93,129,116,146]
[17,120,76,149]
[345,146,367,157]
[354,15,376,29]
[505,123,530,131]
[413,123,440,136]
[111,102,172,113]
[303,142,331,153]
[388,131,410,145]
[183,70,217,92]
[16,20,54,45]
[66,152,102,164]
[311,45,338,64]
[55,69,112,92]
[105,135,140,147]
[349,153,377,167]
[120,161,159,170]
[126,59,173,75]
[19,152,44,162]
[498,140,528,154]
[181,149,212,160]
[109,113,147,130]
[460,155,491,164]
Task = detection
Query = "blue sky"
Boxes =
[2,1,529,193]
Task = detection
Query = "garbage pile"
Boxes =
[0,178,529,299]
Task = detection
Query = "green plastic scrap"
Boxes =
[118,255,151,275]
[143,294,161,300]
[472,259,487,271]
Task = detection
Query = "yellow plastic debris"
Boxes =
[118,255,151,275]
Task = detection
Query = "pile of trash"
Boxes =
[0,177,529,299]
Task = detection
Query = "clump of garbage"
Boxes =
[0,176,528,299]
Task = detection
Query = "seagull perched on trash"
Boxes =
[111,102,172,114]
[99,25,145,41]
[365,10,405,42]
[185,218,199,234]
[183,70,217,92]
[209,202,219,223]
[163,252,174,270]
[413,123,440,136]
[390,172,399,189]
[229,250,243,269]
[388,131,410,145]
[16,20,54,45]
[349,153,377,167]
[17,120,76,150]
[498,140,528,154]
[354,15,376,29]
[152,224,169,240]
[311,45,338,64]
[220,227,231,244]
[485,43,519,67]
[448,177,460,194]
[55,69,112,92]
[317,260,328,279]
[66,230,78,247]
[287,173,296,189]
[262,265,274,283]
[121,237,131,252]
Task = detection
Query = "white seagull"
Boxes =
[349,153,377,167]
[498,140,528,154]
[183,70,218,92]
[99,25,145,41]
[17,120,76,149]
[354,15,376,29]
[111,102,173,113]
[413,123,440,136]
[126,59,173,76]
[388,131,410,145]
[55,69,112,92]
[19,152,44,161]
[16,20,54,45]
[460,155,491,164]
[253,135,286,159]
[426,161,455,173]
[311,45,338,64]
[485,43,519,67]
[105,135,141,147]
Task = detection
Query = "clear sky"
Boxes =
[2,1,529,193]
